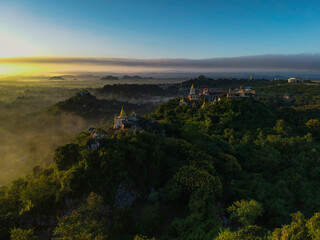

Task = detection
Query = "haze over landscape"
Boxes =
[2,1,320,240]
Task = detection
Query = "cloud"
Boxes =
[1,54,320,72]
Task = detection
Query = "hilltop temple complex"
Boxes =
[181,84,256,106]
[113,106,162,134]
[188,84,199,102]
[114,106,138,130]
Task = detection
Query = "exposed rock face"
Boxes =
[115,184,141,208]
[64,197,75,209]
[148,188,158,203]
[86,130,108,150]
[222,216,229,226]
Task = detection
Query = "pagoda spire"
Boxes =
[189,84,196,95]
[119,106,126,118]
[201,100,206,109]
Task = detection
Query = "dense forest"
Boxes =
[95,77,273,99]
[48,91,153,122]
[1,80,320,239]
[96,84,174,98]
[0,82,161,185]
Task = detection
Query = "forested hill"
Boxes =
[96,84,175,98]
[47,91,152,120]
[94,76,274,100]
[168,75,272,90]
[1,94,320,239]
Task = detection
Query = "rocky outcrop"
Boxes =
[115,184,141,208]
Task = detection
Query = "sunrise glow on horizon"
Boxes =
[1,0,320,76]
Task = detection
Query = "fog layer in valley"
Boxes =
[0,83,89,185]
[0,78,177,185]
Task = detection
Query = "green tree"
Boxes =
[270,212,309,240]
[133,235,156,240]
[188,188,215,216]
[173,165,222,197]
[53,192,108,240]
[20,177,58,215]
[137,203,161,235]
[306,212,320,240]
[273,119,290,136]
[306,119,320,135]
[10,228,35,240]
[54,143,81,171]
[228,200,263,226]
[215,225,266,240]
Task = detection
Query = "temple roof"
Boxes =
[201,100,206,108]
[119,106,126,118]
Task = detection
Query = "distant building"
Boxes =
[77,89,90,96]
[114,106,129,129]
[284,93,293,101]
[86,129,107,150]
[227,92,240,98]
[237,86,256,98]
[188,84,199,101]
[185,84,257,106]
[179,97,187,105]
[120,112,139,131]
[113,107,160,133]
[199,86,227,102]
[288,77,304,83]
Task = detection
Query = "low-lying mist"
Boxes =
[0,109,92,185]
[0,84,92,185]
[0,81,173,185]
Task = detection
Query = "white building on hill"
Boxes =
[288,77,304,83]
[188,84,199,101]
[114,106,127,129]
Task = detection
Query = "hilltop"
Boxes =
[95,76,279,100]
[168,75,272,90]
[49,76,65,80]
[2,88,320,239]
[48,90,153,121]
[122,75,154,80]
[96,84,176,98]
[100,75,119,80]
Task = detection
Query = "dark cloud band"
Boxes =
[1,54,320,71]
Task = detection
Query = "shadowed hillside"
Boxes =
[2,89,320,239]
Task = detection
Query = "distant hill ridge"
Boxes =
[96,84,175,98]
[100,75,154,80]
[100,75,119,80]
[122,75,154,80]
[47,91,151,121]
[49,76,65,80]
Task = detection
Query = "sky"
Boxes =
[0,0,320,76]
